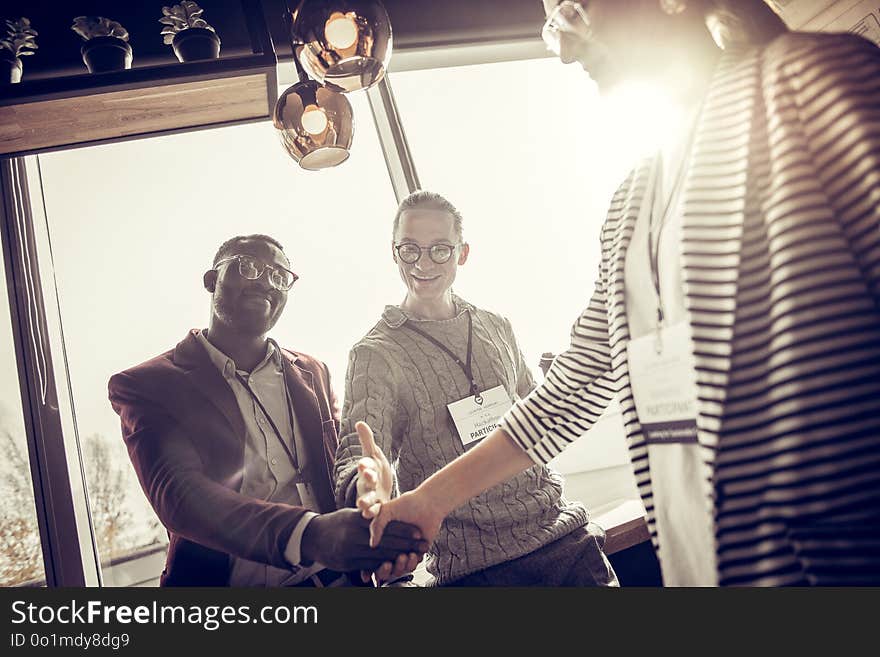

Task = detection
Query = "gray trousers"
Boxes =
[442,522,619,587]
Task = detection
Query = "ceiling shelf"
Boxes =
[0,0,277,157]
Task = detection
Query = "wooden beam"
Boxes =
[0,73,272,155]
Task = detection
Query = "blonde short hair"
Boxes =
[392,190,464,242]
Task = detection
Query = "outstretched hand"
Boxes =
[352,422,442,553]
[353,421,424,583]
[354,421,394,518]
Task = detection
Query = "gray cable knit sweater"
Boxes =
[334,296,588,584]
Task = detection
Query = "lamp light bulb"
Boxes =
[324,13,358,50]
[301,105,329,134]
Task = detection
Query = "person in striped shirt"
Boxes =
[360,0,880,586]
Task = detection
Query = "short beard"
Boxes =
[214,293,276,337]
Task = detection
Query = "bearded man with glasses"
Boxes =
[333,191,618,586]
[109,233,426,586]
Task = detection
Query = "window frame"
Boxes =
[1,156,101,586]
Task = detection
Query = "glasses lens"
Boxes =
[237,255,261,280]
[429,244,454,264]
[397,244,421,264]
[270,268,296,291]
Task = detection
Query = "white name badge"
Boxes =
[447,385,514,449]
[627,321,699,444]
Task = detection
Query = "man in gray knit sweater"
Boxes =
[334,191,618,586]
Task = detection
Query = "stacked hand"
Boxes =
[367,489,443,550]
[353,422,445,577]
[300,508,427,573]
[353,421,426,582]
[355,421,394,518]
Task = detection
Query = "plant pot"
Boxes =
[81,36,133,73]
[0,51,22,83]
[171,28,221,63]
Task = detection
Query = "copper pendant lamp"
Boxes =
[273,1,390,170]
[291,0,392,93]
[273,55,354,170]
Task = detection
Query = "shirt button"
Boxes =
[270,458,278,465]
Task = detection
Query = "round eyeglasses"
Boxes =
[394,242,459,265]
[214,254,299,291]
[541,1,592,57]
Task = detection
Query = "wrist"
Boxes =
[297,513,323,565]
[417,476,455,520]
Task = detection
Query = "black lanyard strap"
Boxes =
[647,154,684,326]
[647,103,705,329]
[235,371,299,472]
[403,310,481,402]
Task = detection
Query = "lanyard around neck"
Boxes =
[647,154,686,328]
[234,370,299,472]
[403,310,481,403]
[647,105,703,331]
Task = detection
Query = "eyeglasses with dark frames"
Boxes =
[214,254,299,291]
[394,242,460,265]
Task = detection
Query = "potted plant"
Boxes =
[0,17,38,84]
[159,2,220,62]
[71,16,132,73]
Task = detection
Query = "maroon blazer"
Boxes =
[108,330,340,586]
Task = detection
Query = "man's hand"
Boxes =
[300,508,428,573]
[355,421,394,518]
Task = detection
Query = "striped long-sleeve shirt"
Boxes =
[501,31,880,586]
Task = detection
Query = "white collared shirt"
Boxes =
[195,331,325,586]
[623,150,718,587]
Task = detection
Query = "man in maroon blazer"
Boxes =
[109,234,425,586]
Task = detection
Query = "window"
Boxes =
[0,264,46,586]
[25,56,672,581]
[36,91,397,584]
